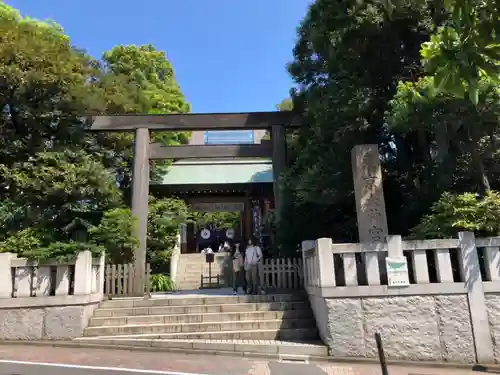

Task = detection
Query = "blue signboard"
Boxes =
[204,130,254,145]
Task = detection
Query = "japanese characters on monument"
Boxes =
[363,176,386,242]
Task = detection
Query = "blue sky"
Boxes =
[6,0,311,113]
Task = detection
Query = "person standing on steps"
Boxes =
[231,242,246,295]
[244,236,262,295]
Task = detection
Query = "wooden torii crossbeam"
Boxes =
[89,111,301,131]
[88,111,301,295]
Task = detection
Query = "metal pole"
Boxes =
[208,261,212,287]
[375,332,389,375]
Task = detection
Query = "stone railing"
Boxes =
[0,251,105,340]
[301,232,500,364]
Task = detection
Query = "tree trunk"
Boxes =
[469,125,491,195]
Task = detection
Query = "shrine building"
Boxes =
[150,128,274,253]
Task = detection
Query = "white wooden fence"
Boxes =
[104,263,151,297]
[108,257,303,293]
[259,257,303,289]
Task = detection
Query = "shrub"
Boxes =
[410,191,500,239]
[150,274,175,292]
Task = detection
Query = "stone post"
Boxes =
[179,223,187,254]
[131,128,150,295]
[271,125,286,213]
[0,253,14,298]
[74,250,92,295]
[458,231,494,363]
[301,240,315,287]
[170,226,182,285]
[97,251,106,299]
[351,144,389,282]
[316,238,336,288]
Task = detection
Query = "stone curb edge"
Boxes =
[0,340,493,372]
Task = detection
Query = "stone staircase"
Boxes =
[75,292,328,358]
[175,253,230,290]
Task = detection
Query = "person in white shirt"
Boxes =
[244,237,262,295]
[201,246,213,254]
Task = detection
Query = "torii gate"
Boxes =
[89,111,301,295]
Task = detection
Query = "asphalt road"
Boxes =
[0,361,205,375]
[0,360,327,375]
[0,344,479,375]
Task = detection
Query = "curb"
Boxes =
[0,340,495,371]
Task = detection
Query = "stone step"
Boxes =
[84,318,316,337]
[175,278,204,284]
[89,310,311,327]
[180,275,227,279]
[80,328,318,341]
[175,285,202,290]
[175,281,202,286]
[179,257,224,269]
[175,283,228,290]
[176,284,201,292]
[74,338,328,357]
[93,301,310,317]
[180,254,229,259]
[177,271,225,278]
[100,293,306,309]
[179,265,227,270]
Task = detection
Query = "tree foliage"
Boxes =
[0,3,192,263]
[190,211,241,230]
[278,0,500,249]
[387,0,500,104]
[89,208,138,264]
[411,191,500,239]
[3,0,499,264]
[148,196,189,269]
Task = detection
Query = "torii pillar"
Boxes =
[131,128,150,295]
[271,125,286,213]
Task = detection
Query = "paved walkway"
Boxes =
[0,345,482,375]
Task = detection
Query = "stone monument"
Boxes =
[351,144,389,283]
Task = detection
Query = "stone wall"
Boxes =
[311,294,476,363]
[302,233,500,364]
[0,251,105,340]
[0,295,100,340]
[485,293,500,362]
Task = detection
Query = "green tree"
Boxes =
[383,0,500,193]
[411,191,500,239]
[90,208,139,264]
[0,150,122,256]
[386,76,500,196]
[0,3,192,262]
[0,3,94,165]
[385,0,500,104]
[148,196,189,270]
[190,211,241,230]
[99,44,193,187]
[277,0,438,251]
[103,45,190,115]
[279,0,500,252]
[277,98,293,111]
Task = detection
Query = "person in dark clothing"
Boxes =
[231,242,247,294]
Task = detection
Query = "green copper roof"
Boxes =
[160,159,274,185]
